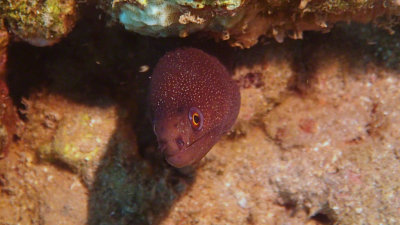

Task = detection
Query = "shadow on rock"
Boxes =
[5,5,197,224]
[87,125,194,225]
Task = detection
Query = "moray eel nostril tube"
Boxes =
[149,48,240,168]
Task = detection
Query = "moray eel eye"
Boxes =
[193,113,200,125]
[189,107,203,130]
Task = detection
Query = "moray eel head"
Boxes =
[149,48,240,168]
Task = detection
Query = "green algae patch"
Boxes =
[51,113,107,165]
[0,0,77,46]
[23,92,118,176]
[40,108,117,172]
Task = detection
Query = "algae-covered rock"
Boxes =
[0,0,78,46]
[1,0,399,47]
[105,0,400,48]
[23,92,121,183]
[104,0,245,38]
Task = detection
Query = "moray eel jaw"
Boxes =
[164,128,220,168]
[153,114,220,168]
[154,115,189,154]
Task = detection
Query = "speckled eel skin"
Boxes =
[149,48,240,168]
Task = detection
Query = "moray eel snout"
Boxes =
[153,115,190,155]
[149,48,240,168]
[153,104,217,167]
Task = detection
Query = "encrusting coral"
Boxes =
[0,0,78,46]
[104,0,400,48]
[1,0,399,47]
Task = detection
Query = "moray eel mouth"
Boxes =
[164,140,203,168]
[154,115,211,168]
[164,133,205,166]
[162,128,218,168]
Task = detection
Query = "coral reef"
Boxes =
[1,2,400,225]
[105,0,400,48]
[1,0,399,47]
[0,0,78,46]
[105,0,245,37]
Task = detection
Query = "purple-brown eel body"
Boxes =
[149,48,240,168]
